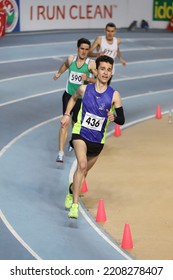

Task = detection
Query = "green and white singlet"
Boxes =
[66,56,91,96]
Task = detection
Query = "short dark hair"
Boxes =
[95,55,114,69]
[77,38,91,48]
[106,22,116,29]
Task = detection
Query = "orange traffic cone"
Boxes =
[81,179,88,193]
[114,124,121,137]
[95,199,107,222]
[121,224,133,249]
[155,104,162,119]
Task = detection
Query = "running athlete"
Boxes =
[61,55,125,219]
[53,38,96,163]
[88,22,126,84]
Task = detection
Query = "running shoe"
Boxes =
[65,183,73,209]
[56,152,64,163]
[68,143,73,152]
[68,203,79,219]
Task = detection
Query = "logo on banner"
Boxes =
[0,0,18,32]
[153,0,173,21]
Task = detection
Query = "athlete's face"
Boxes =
[77,43,90,59]
[105,26,116,41]
[97,62,112,83]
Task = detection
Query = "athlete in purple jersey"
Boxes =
[61,55,125,219]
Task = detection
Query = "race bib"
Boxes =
[69,71,83,85]
[82,112,105,131]
[104,48,116,58]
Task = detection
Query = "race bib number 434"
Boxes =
[82,112,105,131]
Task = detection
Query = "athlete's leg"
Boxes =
[72,139,88,204]
[57,92,71,162]
[72,140,100,203]
[58,124,69,152]
[68,99,82,152]
[85,155,99,177]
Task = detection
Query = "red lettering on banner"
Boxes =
[79,5,85,19]
[38,6,46,20]
[104,5,113,18]
[86,5,93,19]
[94,5,102,18]
[47,6,54,20]
[69,5,77,19]
[31,4,113,21]
[69,5,113,20]
[47,6,65,20]
[56,6,65,19]
[36,5,65,20]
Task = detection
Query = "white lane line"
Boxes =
[0,41,76,50]
[123,88,173,100]
[0,54,72,64]
[0,116,61,259]
[0,71,54,82]
[0,73,173,107]
[0,210,42,260]
[1,57,173,81]
[1,38,173,50]
[114,71,173,82]
[0,89,62,107]
[1,52,173,64]
[1,65,172,84]
[0,116,60,157]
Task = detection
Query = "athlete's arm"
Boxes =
[107,91,125,125]
[114,107,125,125]
[53,55,74,80]
[87,59,97,82]
[81,60,97,83]
[88,37,102,57]
[117,38,126,66]
[61,85,86,127]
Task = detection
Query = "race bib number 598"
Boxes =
[82,112,105,131]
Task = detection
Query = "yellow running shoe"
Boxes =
[68,203,79,219]
[65,183,73,209]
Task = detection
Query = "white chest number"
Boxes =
[69,71,83,85]
[82,112,105,131]
[104,48,116,59]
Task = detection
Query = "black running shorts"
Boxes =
[70,134,104,157]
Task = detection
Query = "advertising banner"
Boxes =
[153,0,173,21]
[167,14,173,30]
[19,0,119,31]
[0,0,20,33]
[0,8,6,36]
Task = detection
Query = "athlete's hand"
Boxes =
[99,52,105,56]
[120,57,126,66]
[53,72,61,80]
[106,109,114,122]
[81,73,87,82]
[61,115,71,128]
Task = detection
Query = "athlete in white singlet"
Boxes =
[89,22,126,83]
